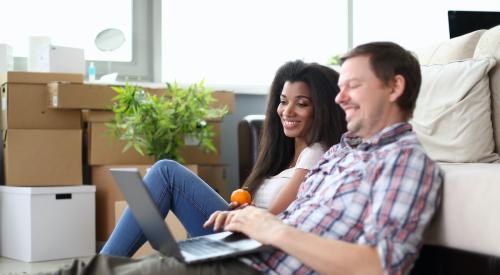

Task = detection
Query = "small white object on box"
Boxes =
[0,185,96,262]
[0,44,13,72]
[28,36,51,72]
[30,44,85,74]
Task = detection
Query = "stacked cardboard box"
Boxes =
[0,72,91,262]
[47,83,235,243]
[0,72,83,186]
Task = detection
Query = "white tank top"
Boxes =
[252,143,326,209]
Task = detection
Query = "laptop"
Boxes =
[110,167,269,264]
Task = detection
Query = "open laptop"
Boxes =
[110,168,269,264]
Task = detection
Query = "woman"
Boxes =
[245,62,346,214]
[100,61,346,257]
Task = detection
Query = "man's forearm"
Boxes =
[270,225,383,275]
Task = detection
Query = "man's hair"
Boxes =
[341,41,421,119]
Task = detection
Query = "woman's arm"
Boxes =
[267,144,325,214]
[267,168,309,214]
[203,168,308,229]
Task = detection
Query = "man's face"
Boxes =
[335,55,397,140]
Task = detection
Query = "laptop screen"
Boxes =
[448,10,500,38]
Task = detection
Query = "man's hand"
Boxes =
[224,206,286,245]
[203,202,249,231]
[203,210,231,231]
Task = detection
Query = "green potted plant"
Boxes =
[106,80,228,162]
[327,54,342,66]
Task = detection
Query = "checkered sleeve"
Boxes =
[359,148,443,275]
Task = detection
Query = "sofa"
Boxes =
[238,25,500,274]
[410,25,500,274]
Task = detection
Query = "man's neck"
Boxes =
[361,107,406,142]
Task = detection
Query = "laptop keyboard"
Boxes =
[179,237,237,256]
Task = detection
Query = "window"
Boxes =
[162,0,348,93]
[353,0,500,50]
[0,0,157,82]
[0,0,132,61]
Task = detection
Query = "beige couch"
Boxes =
[411,25,500,258]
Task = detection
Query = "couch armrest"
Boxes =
[237,115,265,186]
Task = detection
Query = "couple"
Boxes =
[52,41,443,275]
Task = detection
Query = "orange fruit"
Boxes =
[230,188,252,205]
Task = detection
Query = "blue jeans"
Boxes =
[100,159,230,257]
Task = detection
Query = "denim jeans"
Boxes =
[100,159,230,257]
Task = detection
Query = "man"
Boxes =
[51,41,443,275]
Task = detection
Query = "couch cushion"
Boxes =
[411,57,499,163]
[424,163,500,257]
[474,25,500,153]
[415,29,485,65]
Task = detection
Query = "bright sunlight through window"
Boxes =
[0,0,132,62]
[162,0,347,92]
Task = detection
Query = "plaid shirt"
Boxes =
[242,123,443,275]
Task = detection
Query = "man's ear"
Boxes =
[388,75,405,102]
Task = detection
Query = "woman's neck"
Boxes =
[289,138,307,168]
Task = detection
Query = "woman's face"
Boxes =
[277,81,314,140]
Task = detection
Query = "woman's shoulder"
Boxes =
[296,143,327,169]
[307,142,327,153]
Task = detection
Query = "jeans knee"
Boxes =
[144,159,182,192]
[150,159,183,176]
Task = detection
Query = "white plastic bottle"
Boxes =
[88,62,96,82]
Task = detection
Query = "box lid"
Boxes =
[0,185,95,194]
[0,71,83,85]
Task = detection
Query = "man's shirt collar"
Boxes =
[342,122,413,150]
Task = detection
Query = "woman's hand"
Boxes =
[227,201,240,210]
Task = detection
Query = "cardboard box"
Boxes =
[48,83,118,110]
[91,165,150,241]
[179,121,222,165]
[115,201,187,258]
[211,90,236,114]
[85,111,154,165]
[0,185,96,262]
[0,71,83,85]
[0,72,83,129]
[88,122,155,165]
[47,82,235,115]
[92,164,228,241]
[2,129,83,186]
[83,109,114,123]
[189,164,229,200]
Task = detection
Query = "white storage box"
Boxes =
[0,185,96,262]
[30,44,85,74]
[0,44,13,72]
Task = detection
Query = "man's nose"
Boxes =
[335,88,347,104]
